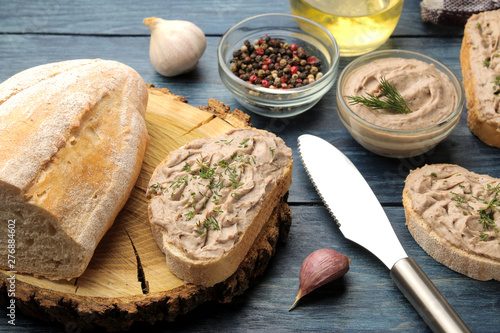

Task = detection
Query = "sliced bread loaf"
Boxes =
[147,128,293,286]
[0,59,149,280]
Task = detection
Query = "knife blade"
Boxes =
[297,134,470,333]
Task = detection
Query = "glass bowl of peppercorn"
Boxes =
[218,13,339,118]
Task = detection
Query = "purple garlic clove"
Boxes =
[289,248,350,311]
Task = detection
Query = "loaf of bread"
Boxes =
[147,128,293,286]
[403,164,500,281]
[460,9,500,148]
[0,59,149,280]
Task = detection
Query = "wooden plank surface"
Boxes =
[0,0,499,332]
[0,1,463,37]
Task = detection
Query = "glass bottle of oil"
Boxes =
[290,0,404,56]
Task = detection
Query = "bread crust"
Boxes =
[0,59,149,280]
[148,128,293,286]
[460,10,500,148]
[403,164,500,281]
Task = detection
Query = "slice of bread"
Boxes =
[0,59,149,280]
[403,164,500,281]
[461,9,500,148]
[147,128,293,286]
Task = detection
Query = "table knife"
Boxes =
[297,134,470,333]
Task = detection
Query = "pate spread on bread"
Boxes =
[461,9,500,148]
[403,164,500,281]
[147,128,293,286]
[0,59,149,280]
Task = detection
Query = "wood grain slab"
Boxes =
[0,86,292,331]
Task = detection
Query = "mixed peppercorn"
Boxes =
[229,35,323,89]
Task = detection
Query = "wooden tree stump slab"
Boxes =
[0,86,292,332]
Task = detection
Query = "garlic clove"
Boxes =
[289,248,350,311]
[143,17,207,77]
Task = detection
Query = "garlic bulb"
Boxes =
[143,17,206,77]
[289,248,350,311]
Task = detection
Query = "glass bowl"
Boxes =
[336,49,464,158]
[218,13,339,118]
[289,0,404,57]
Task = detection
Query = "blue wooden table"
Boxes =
[1,1,499,332]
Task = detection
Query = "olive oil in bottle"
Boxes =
[290,0,404,56]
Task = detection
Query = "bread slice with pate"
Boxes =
[460,9,500,148]
[403,164,500,281]
[0,59,149,280]
[147,128,293,286]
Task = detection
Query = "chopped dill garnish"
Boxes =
[450,191,474,210]
[150,182,164,195]
[196,216,220,237]
[269,147,275,158]
[239,138,250,148]
[185,210,195,221]
[170,175,188,191]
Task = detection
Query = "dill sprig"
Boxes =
[346,77,411,114]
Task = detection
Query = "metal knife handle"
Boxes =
[390,258,470,333]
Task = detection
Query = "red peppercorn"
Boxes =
[307,56,316,65]
[261,80,269,88]
[290,66,298,75]
[264,58,272,65]
[281,76,288,83]
[255,48,264,55]
[249,74,257,83]
[290,44,298,51]
[262,64,268,71]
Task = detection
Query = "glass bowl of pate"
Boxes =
[336,49,464,158]
[218,13,339,118]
